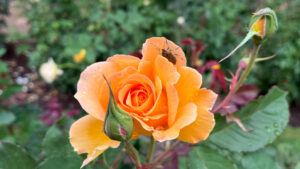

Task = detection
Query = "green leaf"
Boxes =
[296,162,300,169]
[210,87,289,152]
[37,156,84,169]
[0,48,6,57]
[0,141,36,169]
[42,124,84,168]
[0,61,8,73]
[179,145,237,169]
[1,84,22,99]
[242,150,282,169]
[0,111,16,126]
[42,125,75,157]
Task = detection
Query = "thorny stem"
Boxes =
[146,136,155,163]
[212,45,261,113]
[150,140,181,167]
[233,45,261,93]
[125,141,141,168]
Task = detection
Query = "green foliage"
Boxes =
[0,61,22,99]
[39,124,84,169]
[272,127,300,169]
[0,111,15,126]
[0,141,36,169]
[241,150,282,169]
[37,156,84,169]
[209,87,289,152]
[179,145,237,169]
[13,0,177,92]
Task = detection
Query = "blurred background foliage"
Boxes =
[3,0,300,105]
[0,0,300,169]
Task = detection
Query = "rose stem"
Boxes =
[146,136,155,163]
[125,141,141,168]
[212,44,261,113]
[150,140,181,167]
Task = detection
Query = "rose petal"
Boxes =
[194,89,218,109]
[107,54,140,70]
[152,103,197,142]
[138,60,154,80]
[74,62,119,120]
[154,55,180,126]
[69,115,120,167]
[178,108,215,143]
[175,66,202,106]
[142,37,186,68]
[178,89,217,143]
[131,119,152,139]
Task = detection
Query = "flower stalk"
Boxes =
[150,140,181,167]
[146,136,155,163]
[212,44,261,113]
[124,141,141,168]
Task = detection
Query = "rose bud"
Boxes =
[219,7,277,62]
[103,76,134,141]
[250,7,278,45]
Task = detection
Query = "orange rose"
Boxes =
[69,37,217,167]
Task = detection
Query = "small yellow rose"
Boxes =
[73,49,86,63]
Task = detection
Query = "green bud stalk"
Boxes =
[103,76,133,141]
[219,7,278,63]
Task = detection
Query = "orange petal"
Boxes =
[178,89,217,143]
[154,55,180,86]
[74,62,119,120]
[154,55,180,126]
[131,119,152,139]
[166,84,179,126]
[142,37,186,68]
[152,103,197,142]
[138,60,154,80]
[69,115,120,168]
[107,54,140,70]
[175,67,202,106]
[194,88,218,110]
[139,76,168,128]
[178,108,215,143]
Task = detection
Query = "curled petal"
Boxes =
[154,55,180,126]
[75,62,119,120]
[152,103,197,142]
[178,89,217,143]
[69,115,120,168]
[178,108,215,143]
[175,66,202,106]
[142,37,186,68]
[108,54,140,70]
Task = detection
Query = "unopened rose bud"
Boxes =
[103,76,133,141]
[39,58,63,83]
[249,8,278,45]
[219,8,278,62]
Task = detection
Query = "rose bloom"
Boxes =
[69,37,217,167]
[39,58,63,83]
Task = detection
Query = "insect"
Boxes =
[149,39,180,65]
